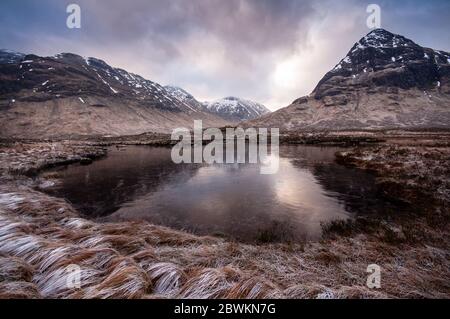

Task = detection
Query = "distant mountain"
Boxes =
[247,29,450,131]
[164,86,271,122]
[203,97,270,122]
[0,51,230,138]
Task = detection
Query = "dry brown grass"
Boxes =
[0,281,41,299]
[0,141,106,176]
[0,185,448,299]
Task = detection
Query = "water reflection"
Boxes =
[42,145,391,242]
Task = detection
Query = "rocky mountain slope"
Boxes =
[203,96,270,122]
[164,86,270,122]
[163,85,206,112]
[0,51,230,138]
[247,29,450,131]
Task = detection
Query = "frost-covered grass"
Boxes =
[0,141,106,176]
[0,184,448,299]
[336,145,450,203]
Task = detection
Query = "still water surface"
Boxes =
[42,145,394,242]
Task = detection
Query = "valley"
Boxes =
[0,27,449,299]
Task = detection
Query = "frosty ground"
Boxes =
[0,132,448,299]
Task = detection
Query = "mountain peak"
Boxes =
[249,26,450,130]
[365,28,393,38]
[203,96,270,122]
[223,96,239,101]
[162,87,270,122]
[312,29,450,99]
[355,28,418,51]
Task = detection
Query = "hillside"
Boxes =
[0,51,230,138]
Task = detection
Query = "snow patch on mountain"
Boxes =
[163,87,270,121]
[164,86,194,102]
[203,97,270,121]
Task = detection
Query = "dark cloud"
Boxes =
[85,0,315,47]
[78,0,318,70]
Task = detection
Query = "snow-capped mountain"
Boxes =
[203,97,270,122]
[247,29,450,131]
[163,86,271,122]
[315,28,450,98]
[0,51,230,138]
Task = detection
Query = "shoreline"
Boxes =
[0,132,448,299]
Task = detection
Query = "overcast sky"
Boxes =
[1,0,449,110]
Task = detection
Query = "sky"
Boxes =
[1,0,449,110]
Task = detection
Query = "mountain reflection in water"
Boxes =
[42,145,396,243]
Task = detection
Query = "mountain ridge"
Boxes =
[246,28,450,131]
[0,50,231,138]
[164,86,270,122]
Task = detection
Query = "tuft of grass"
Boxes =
[0,256,34,282]
[146,262,185,296]
[225,277,282,299]
[0,281,41,299]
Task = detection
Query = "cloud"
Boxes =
[0,0,449,110]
